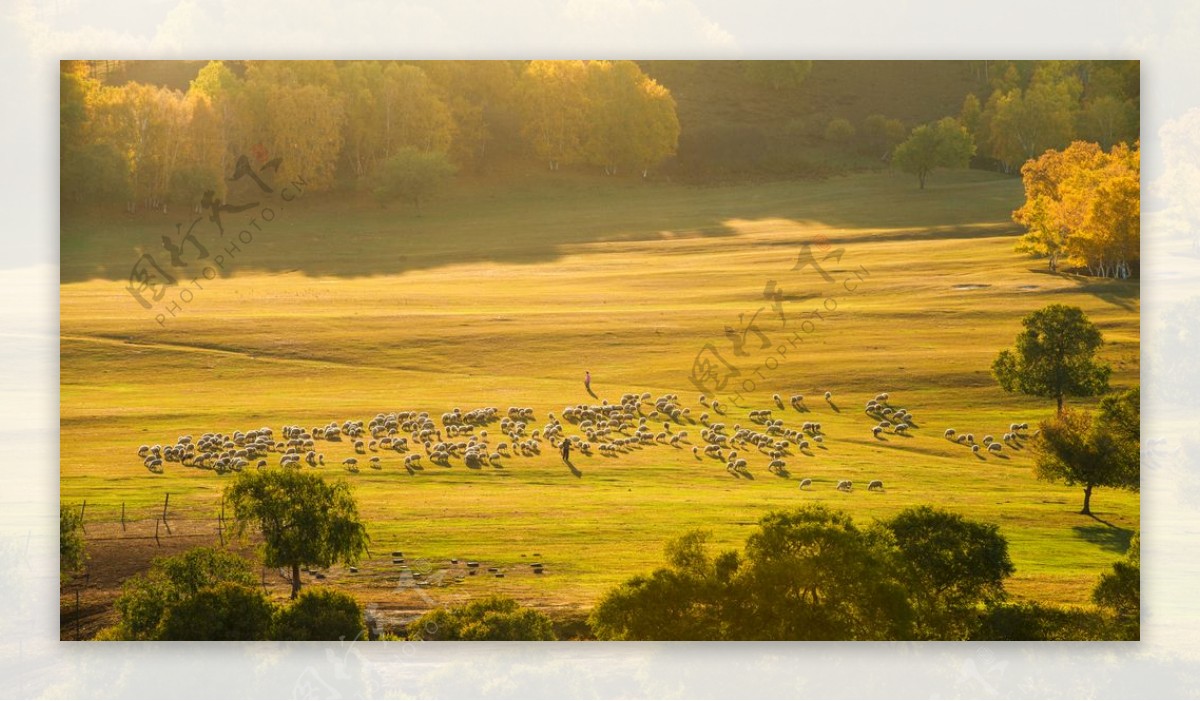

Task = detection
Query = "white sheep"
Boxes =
[798,478,812,489]
[836,480,852,491]
[944,428,956,439]
[867,480,884,491]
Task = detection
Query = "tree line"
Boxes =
[60,60,681,211]
[960,60,1139,172]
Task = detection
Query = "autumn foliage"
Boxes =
[1013,141,1139,278]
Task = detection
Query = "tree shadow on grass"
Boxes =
[1073,522,1134,554]
[60,170,1026,284]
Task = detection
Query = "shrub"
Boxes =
[273,588,367,641]
[823,117,856,143]
[158,583,275,641]
[406,596,556,641]
[106,547,258,640]
[60,504,87,578]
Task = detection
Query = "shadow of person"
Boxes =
[566,459,582,478]
[586,386,598,400]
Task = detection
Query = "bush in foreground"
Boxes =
[406,596,556,641]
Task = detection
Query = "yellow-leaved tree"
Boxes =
[1013,141,1139,278]
[517,60,589,171]
[581,60,680,177]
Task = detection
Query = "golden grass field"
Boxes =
[60,168,1139,632]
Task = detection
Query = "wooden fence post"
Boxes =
[79,500,87,533]
[161,493,171,534]
[120,502,126,532]
[154,518,161,546]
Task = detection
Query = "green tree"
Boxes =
[1033,408,1133,515]
[1092,531,1139,639]
[1079,95,1137,148]
[960,94,983,141]
[741,61,813,91]
[106,547,259,640]
[423,60,521,170]
[407,596,556,641]
[861,114,906,159]
[984,79,1077,171]
[589,530,739,640]
[273,588,367,641]
[734,506,913,640]
[974,601,1112,641]
[891,117,975,189]
[1098,386,1140,488]
[823,117,856,144]
[992,304,1111,415]
[157,582,275,641]
[592,506,1021,641]
[225,470,370,599]
[883,506,1014,639]
[370,147,457,212]
[60,504,87,578]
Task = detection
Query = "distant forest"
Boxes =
[61,60,1138,210]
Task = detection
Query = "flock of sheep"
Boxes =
[135,388,1031,494]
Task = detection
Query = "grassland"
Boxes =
[60,168,1139,633]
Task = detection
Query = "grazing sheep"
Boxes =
[773,394,784,409]
[798,478,812,489]
[836,480,852,491]
[982,435,994,445]
[988,443,1002,453]
[872,426,883,438]
[971,444,980,453]
[824,391,832,401]
[944,428,956,439]
[867,480,884,491]
[368,456,382,468]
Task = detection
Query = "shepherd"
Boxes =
[561,439,571,464]
[584,370,591,393]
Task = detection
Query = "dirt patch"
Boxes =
[951,284,991,290]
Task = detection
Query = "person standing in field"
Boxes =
[561,439,571,464]
[585,370,591,393]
